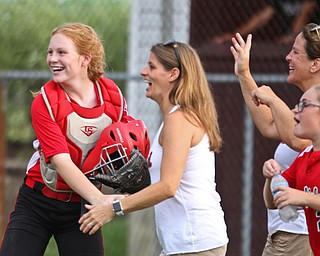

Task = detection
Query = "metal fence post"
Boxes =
[0,79,6,240]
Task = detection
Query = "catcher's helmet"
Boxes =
[83,120,150,176]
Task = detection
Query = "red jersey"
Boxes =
[282,145,320,255]
[27,77,132,191]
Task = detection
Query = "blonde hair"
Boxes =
[51,22,106,81]
[151,42,222,152]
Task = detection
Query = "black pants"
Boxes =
[0,183,104,256]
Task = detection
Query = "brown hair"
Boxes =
[151,42,222,152]
[302,23,320,60]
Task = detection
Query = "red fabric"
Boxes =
[25,176,82,202]
[282,146,320,256]
[27,78,131,193]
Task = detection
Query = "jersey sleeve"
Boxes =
[31,94,69,162]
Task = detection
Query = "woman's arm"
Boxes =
[253,86,311,151]
[263,178,276,209]
[213,5,274,44]
[50,154,118,205]
[79,110,197,234]
[262,159,282,209]
[231,33,311,150]
[291,0,318,35]
[231,33,280,140]
[274,186,320,212]
[236,5,274,36]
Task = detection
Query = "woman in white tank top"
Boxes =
[79,40,229,256]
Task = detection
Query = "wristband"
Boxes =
[112,199,124,216]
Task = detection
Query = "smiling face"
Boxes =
[293,86,320,142]
[140,52,176,103]
[46,33,87,84]
[285,33,314,90]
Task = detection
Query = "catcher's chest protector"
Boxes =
[40,78,124,191]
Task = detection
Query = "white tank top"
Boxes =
[267,143,308,235]
[149,106,228,255]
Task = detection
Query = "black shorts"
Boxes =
[0,183,104,256]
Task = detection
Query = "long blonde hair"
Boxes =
[151,42,222,152]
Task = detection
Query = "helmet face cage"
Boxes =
[99,143,129,175]
[83,120,150,177]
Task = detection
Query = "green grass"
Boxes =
[44,217,128,256]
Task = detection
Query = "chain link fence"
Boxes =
[1,0,320,255]
[191,1,319,255]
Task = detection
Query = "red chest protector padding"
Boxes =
[41,77,124,168]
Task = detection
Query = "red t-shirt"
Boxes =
[282,145,320,255]
[27,79,130,186]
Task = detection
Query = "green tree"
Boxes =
[0,0,130,145]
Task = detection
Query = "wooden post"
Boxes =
[0,80,6,240]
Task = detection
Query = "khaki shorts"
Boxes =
[159,244,227,256]
[262,231,313,256]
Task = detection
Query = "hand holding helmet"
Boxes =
[82,120,151,194]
